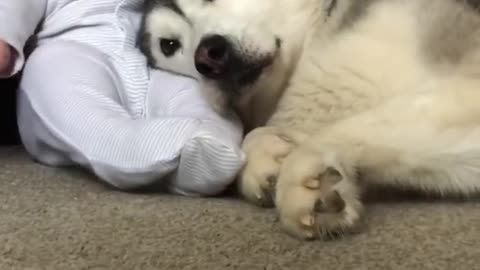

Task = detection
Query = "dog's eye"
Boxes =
[159,38,181,57]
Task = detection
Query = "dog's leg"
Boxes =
[275,78,480,239]
[238,127,308,207]
[238,126,308,207]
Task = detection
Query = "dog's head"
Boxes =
[140,0,285,113]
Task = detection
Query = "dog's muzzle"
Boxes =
[194,35,274,88]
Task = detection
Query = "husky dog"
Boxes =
[140,0,480,240]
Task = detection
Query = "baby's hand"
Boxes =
[0,40,14,77]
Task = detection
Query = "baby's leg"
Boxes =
[17,41,243,195]
[145,70,245,195]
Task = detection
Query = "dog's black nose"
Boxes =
[195,35,230,79]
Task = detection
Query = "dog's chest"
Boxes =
[272,1,437,131]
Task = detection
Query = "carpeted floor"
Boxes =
[1,146,479,270]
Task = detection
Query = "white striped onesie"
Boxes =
[0,0,245,196]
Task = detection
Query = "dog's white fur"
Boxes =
[143,0,480,239]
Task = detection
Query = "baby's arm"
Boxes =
[0,41,13,77]
[0,0,47,77]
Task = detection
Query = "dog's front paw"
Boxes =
[238,127,306,207]
[275,144,364,240]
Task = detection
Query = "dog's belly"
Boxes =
[269,1,437,133]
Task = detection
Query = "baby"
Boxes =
[0,0,244,196]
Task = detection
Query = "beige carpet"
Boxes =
[1,146,479,270]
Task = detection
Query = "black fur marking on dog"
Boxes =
[326,0,338,17]
[138,0,187,67]
[145,0,185,17]
[463,0,480,10]
[338,0,379,30]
